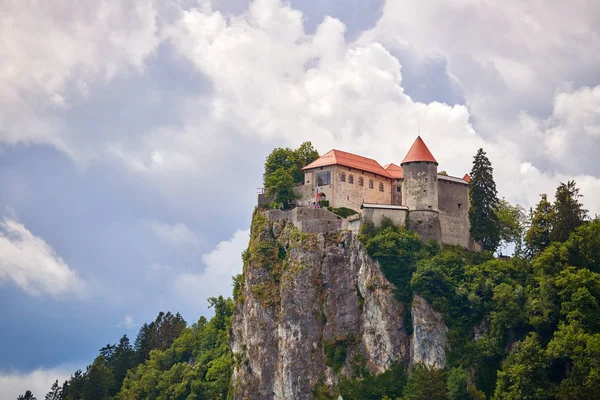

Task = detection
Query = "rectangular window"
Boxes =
[316,171,331,186]
[396,187,401,192]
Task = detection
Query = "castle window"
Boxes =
[379,182,384,192]
[396,187,401,192]
[340,172,346,182]
[316,171,331,186]
[458,203,462,209]
[349,174,354,184]
[369,179,374,189]
[358,177,364,186]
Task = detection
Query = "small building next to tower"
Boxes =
[298,136,477,250]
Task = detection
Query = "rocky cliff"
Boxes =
[230,210,447,399]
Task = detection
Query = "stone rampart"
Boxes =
[263,207,342,234]
[361,205,408,228]
[408,210,442,243]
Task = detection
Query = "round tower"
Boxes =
[400,136,438,210]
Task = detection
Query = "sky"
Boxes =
[1,0,599,397]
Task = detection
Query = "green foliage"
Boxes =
[263,142,319,209]
[493,333,552,400]
[495,198,527,256]
[551,180,588,243]
[327,206,357,218]
[339,362,407,400]
[264,167,299,209]
[16,391,37,400]
[45,380,61,400]
[469,148,501,251]
[318,199,329,207]
[119,296,234,400]
[323,338,349,372]
[403,364,448,400]
[359,218,435,303]
[525,194,554,257]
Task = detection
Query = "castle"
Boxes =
[295,136,478,250]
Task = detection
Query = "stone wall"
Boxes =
[402,162,438,211]
[437,178,470,247]
[437,177,468,217]
[439,214,470,248]
[408,210,442,243]
[391,180,403,205]
[294,183,314,207]
[361,206,408,228]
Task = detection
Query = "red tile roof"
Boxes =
[401,136,438,165]
[383,163,403,179]
[463,173,471,183]
[303,149,392,178]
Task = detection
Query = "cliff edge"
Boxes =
[230,210,447,399]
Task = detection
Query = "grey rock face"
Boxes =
[231,214,447,399]
[410,295,447,369]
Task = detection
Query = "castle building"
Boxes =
[299,136,477,250]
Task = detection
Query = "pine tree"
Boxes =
[525,194,554,256]
[17,391,37,400]
[469,148,500,251]
[551,180,588,242]
[45,380,62,400]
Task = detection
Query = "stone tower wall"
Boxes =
[401,162,438,211]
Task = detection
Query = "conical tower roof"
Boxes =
[401,136,438,165]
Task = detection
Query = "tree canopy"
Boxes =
[469,148,501,251]
[263,142,319,209]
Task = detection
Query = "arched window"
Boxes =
[358,177,364,186]
[379,182,384,192]
[348,174,354,184]
[340,172,346,182]
[369,179,374,189]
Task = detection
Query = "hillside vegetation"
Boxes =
[28,145,599,400]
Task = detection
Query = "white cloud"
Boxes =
[172,229,250,310]
[116,315,137,330]
[0,218,85,297]
[0,367,72,400]
[0,0,161,160]
[1,0,599,219]
[147,220,203,247]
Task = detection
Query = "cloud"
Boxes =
[0,217,85,297]
[147,220,203,247]
[0,367,72,400]
[116,315,138,330]
[172,229,250,310]
[0,0,161,159]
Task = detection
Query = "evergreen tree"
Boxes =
[551,180,588,242]
[469,148,500,251]
[16,391,36,400]
[61,370,85,400]
[110,335,135,394]
[45,380,61,400]
[403,364,448,400]
[525,194,554,257]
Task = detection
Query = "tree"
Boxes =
[493,333,552,400]
[16,391,36,400]
[403,364,448,400]
[264,167,298,209]
[551,180,588,242]
[525,194,554,257]
[469,148,500,251]
[45,380,62,400]
[263,142,319,209]
[495,198,527,256]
